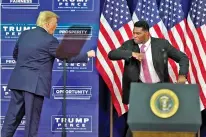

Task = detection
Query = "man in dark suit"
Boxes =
[108,20,189,137]
[1,11,95,137]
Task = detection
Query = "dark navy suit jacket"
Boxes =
[7,26,88,98]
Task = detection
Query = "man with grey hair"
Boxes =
[1,11,95,137]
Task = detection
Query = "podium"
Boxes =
[127,83,201,137]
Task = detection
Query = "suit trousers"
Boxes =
[123,112,133,137]
[1,90,44,137]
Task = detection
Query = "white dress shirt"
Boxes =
[139,38,161,83]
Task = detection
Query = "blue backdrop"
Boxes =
[1,0,100,137]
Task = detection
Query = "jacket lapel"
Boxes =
[132,40,140,52]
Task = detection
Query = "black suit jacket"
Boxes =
[108,37,189,104]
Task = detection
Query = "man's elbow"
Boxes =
[186,56,189,66]
[180,54,189,71]
[13,54,18,61]
[108,50,115,60]
[183,53,189,65]
[13,56,17,61]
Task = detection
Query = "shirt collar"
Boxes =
[139,37,151,48]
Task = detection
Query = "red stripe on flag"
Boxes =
[186,22,206,82]
[167,31,180,50]
[196,28,206,54]
[166,31,180,80]
[115,24,133,47]
[153,24,165,38]
[100,23,124,71]
[199,88,206,108]
[124,23,133,40]
[115,30,125,47]
[181,22,206,107]
[96,58,123,115]
[124,104,129,112]
[97,40,122,93]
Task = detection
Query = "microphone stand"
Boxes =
[62,59,67,137]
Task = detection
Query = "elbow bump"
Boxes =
[108,51,113,59]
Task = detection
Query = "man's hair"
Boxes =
[36,11,59,27]
[134,20,149,31]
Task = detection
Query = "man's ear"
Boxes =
[146,31,150,37]
[46,23,50,27]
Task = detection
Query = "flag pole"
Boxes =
[110,98,113,137]
[198,128,200,137]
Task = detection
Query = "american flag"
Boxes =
[96,0,134,116]
[158,0,185,80]
[158,0,206,110]
[159,0,185,53]
[132,0,163,37]
[186,0,206,109]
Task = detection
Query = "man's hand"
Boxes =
[87,50,96,57]
[132,52,144,61]
[177,75,187,84]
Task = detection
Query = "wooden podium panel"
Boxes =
[133,131,195,137]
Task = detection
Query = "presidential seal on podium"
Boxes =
[150,89,179,118]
